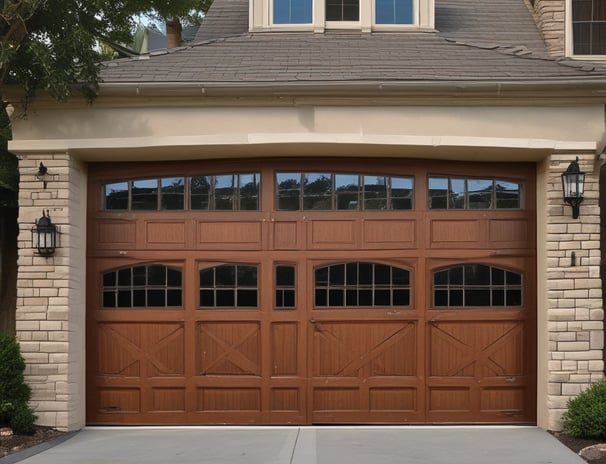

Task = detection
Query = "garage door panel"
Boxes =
[94,220,136,249]
[362,219,417,249]
[271,322,300,376]
[197,387,262,412]
[309,220,357,249]
[198,221,263,250]
[151,387,186,413]
[145,220,187,248]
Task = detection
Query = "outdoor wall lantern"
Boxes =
[32,210,57,257]
[561,157,585,219]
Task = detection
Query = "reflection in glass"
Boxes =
[363,176,387,210]
[104,182,129,210]
[391,177,413,209]
[277,173,301,211]
[191,176,212,210]
[239,174,259,211]
[468,179,493,209]
[160,177,185,210]
[214,175,235,210]
[132,179,158,210]
[304,173,332,210]
[335,174,360,210]
[428,176,521,210]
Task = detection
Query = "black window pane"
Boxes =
[237,290,257,307]
[118,268,131,286]
[104,182,129,210]
[200,269,214,286]
[434,290,448,306]
[346,262,358,285]
[465,289,491,306]
[132,179,158,210]
[450,290,463,306]
[237,266,258,287]
[103,291,116,308]
[117,290,132,307]
[329,264,345,285]
[374,264,391,285]
[596,0,606,20]
[574,23,591,54]
[167,268,182,287]
[449,267,463,285]
[592,23,606,54]
[506,271,522,285]
[283,290,295,308]
[167,290,182,307]
[147,289,165,306]
[133,290,146,307]
[215,265,236,286]
[316,289,327,306]
[329,289,344,306]
[358,263,373,285]
[201,290,215,307]
[573,0,592,20]
[434,270,448,286]
[276,265,295,286]
[216,289,235,306]
[277,173,301,211]
[148,265,166,286]
[191,176,211,210]
[316,267,329,286]
[359,290,373,306]
[132,266,146,286]
[346,289,358,306]
[506,289,522,306]
[375,290,391,306]
[393,289,409,306]
[103,272,116,287]
[465,265,490,286]
[491,267,505,285]
[492,290,505,306]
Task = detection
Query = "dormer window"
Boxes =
[253,0,433,31]
[568,0,606,57]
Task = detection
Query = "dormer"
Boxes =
[249,0,435,32]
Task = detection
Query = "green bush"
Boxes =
[0,333,36,434]
[562,379,606,439]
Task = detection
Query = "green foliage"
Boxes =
[0,333,36,435]
[562,379,606,439]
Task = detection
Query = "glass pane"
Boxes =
[118,268,131,286]
[335,174,360,210]
[201,290,214,306]
[303,173,332,210]
[214,175,235,210]
[450,178,466,209]
[465,289,491,306]
[491,267,505,285]
[506,271,522,285]
[329,289,344,306]
[216,289,235,306]
[103,271,116,287]
[117,290,132,307]
[132,179,158,210]
[167,290,182,307]
[376,0,413,24]
[274,0,312,23]
[428,177,448,209]
[346,262,358,285]
[464,264,490,286]
[450,290,463,306]
[390,177,413,209]
[160,177,185,210]
[495,180,520,209]
[104,182,129,210]
[132,266,146,286]
[363,176,387,210]
[191,176,211,210]
[506,289,522,306]
[283,290,295,307]
[237,290,257,307]
[276,265,295,286]
[315,289,327,306]
[596,0,606,20]
[237,265,257,287]
[329,264,345,285]
[434,269,448,285]
[346,289,358,306]
[573,0,592,21]
[343,0,359,20]
[147,289,165,306]
[167,268,181,286]
[103,291,116,307]
[375,290,390,306]
[316,266,329,286]
[434,290,448,306]
[215,265,236,286]
[392,267,409,285]
[467,179,492,209]
[393,289,409,306]
[277,173,301,211]
[591,23,606,54]
[200,268,214,286]
[374,264,391,285]
[148,265,166,286]
[492,289,505,306]
[326,0,359,20]
[574,23,591,54]
[448,266,463,285]
[239,174,259,211]
[358,262,373,285]
[359,289,373,306]
[131,289,144,308]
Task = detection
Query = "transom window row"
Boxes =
[274,0,414,24]
[103,173,523,212]
[102,263,523,309]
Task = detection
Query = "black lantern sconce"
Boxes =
[32,211,58,257]
[36,162,49,189]
[561,157,585,219]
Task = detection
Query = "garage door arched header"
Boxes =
[432,264,522,308]
[314,262,411,307]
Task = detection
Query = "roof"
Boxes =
[99,0,606,86]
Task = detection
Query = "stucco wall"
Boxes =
[15,153,86,431]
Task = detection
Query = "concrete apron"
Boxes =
[7,426,585,464]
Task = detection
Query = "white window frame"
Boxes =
[565,0,606,59]
[251,0,434,32]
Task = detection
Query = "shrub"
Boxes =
[0,333,36,434]
[562,379,606,439]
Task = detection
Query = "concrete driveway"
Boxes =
[4,426,585,464]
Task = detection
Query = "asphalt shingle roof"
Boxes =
[99,0,606,84]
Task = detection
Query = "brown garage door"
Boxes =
[86,159,536,425]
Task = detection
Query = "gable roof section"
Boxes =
[99,0,606,86]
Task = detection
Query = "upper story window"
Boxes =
[569,0,606,56]
[254,0,433,31]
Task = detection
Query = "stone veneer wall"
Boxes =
[531,0,566,56]
[15,153,86,432]
[542,153,604,430]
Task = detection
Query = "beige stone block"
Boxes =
[39,342,69,353]
[575,308,590,320]
[589,360,604,371]
[548,308,575,321]
[22,352,49,363]
[550,332,575,341]
[548,383,562,395]
[577,332,590,341]
[590,309,604,320]
[590,331,604,350]
[563,350,603,360]
[561,360,578,370]
[547,395,570,409]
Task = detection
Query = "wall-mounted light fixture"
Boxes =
[36,162,49,189]
[32,211,57,257]
[561,157,585,219]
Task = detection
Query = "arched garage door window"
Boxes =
[432,264,522,307]
[102,264,183,308]
[314,262,410,307]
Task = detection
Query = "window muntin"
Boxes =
[433,264,522,308]
[276,172,413,211]
[315,262,410,307]
[326,0,359,21]
[275,265,296,309]
[375,0,413,24]
[102,264,183,308]
[199,264,258,308]
[102,173,260,211]
[274,0,313,23]
[572,0,606,55]
[428,177,521,210]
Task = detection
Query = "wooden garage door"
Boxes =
[86,159,536,425]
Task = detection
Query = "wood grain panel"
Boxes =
[489,219,529,247]
[271,388,300,411]
[313,388,358,411]
[273,221,299,249]
[362,219,416,249]
[198,388,261,412]
[480,388,525,412]
[96,221,136,247]
[429,388,470,412]
[430,219,481,246]
[198,222,262,249]
[152,388,186,412]
[146,221,186,246]
[309,220,356,249]
[271,322,298,376]
[98,388,140,413]
[369,388,417,412]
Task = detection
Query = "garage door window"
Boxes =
[315,262,410,307]
[275,265,296,309]
[102,264,183,308]
[433,264,522,307]
[428,177,521,209]
[276,172,413,210]
[200,264,258,308]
